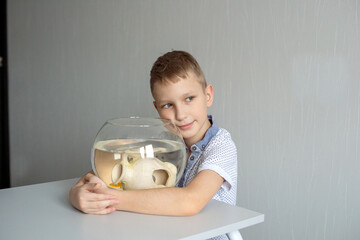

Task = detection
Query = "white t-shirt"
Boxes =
[176,116,238,240]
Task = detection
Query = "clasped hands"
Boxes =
[69,172,119,214]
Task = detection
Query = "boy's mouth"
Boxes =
[178,121,194,130]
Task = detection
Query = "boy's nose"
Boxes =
[175,106,187,121]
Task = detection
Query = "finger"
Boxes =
[83,182,106,194]
[88,182,101,191]
[88,206,116,215]
[81,186,118,201]
[78,184,116,202]
[78,192,118,208]
[87,199,119,210]
[85,173,101,182]
[84,173,96,182]
[82,199,118,214]
[83,192,116,203]
[88,193,118,203]
[85,175,105,186]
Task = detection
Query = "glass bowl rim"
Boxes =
[105,117,174,128]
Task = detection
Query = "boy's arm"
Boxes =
[93,169,224,216]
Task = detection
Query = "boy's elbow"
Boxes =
[179,196,206,216]
[183,205,202,216]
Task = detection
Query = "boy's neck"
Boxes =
[183,119,212,148]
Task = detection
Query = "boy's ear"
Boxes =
[205,84,214,107]
[153,101,158,110]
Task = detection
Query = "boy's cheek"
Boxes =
[157,110,171,120]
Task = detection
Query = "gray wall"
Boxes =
[8,0,360,239]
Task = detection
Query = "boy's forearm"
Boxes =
[110,187,201,216]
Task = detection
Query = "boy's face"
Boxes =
[152,72,213,147]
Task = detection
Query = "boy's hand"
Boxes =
[83,172,106,186]
[69,173,119,214]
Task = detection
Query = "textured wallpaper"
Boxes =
[8,0,360,239]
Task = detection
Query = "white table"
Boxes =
[0,178,264,240]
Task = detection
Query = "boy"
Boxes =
[70,51,237,223]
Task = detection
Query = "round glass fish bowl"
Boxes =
[91,117,186,190]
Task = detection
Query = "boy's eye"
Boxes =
[162,103,172,109]
[185,96,194,102]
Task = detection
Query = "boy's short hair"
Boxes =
[150,51,207,94]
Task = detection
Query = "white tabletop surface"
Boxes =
[0,178,264,240]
